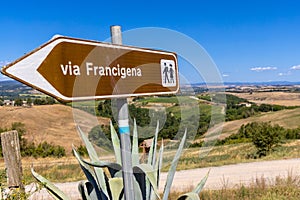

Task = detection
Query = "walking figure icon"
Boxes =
[160,59,176,87]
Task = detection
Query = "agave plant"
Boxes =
[31,120,209,200]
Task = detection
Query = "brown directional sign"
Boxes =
[1,36,179,102]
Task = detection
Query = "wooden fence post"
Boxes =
[1,130,24,190]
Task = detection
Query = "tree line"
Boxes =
[0,96,56,106]
[93,95,299,146]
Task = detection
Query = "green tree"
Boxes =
[45,97,55,104]
[26,97,33,106]
[14,98,23,106]
[88,125,112,150]
[97,100,113,118]
[251,122,283,157]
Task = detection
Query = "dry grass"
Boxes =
[227,91,300,106]
[0,104,109,155]
[166,140,300,171]
[220,107,300,139]
[199,172,300,200]
[167,171,300,200]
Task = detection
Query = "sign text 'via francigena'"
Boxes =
[1,36,179,102]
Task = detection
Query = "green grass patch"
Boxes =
[138,96,179,104]
[23,163,85,184]
[162,140,300,171]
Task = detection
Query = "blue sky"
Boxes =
[1,0,300,83]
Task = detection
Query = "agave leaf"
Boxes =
[177,192,200,200]
[150,139,164,200]
[148,121,159,166]
[192,169,210,194]
[82,159,122,178]
[146,121,160,200]
[133,164,161,200]
[152,121,160,166]
[108,177,123,200]
[156,138,164,187]
[76,126,109,197]
[78,181,99,200]
[114,170,123,178]
[146,139,154,200]
[73,147,107,200]
[77,125,99,161]
[132,165,146,199]
[110,121,122,165]
[78,181,90,200]
[132,176,143,200]
[132,118,139,166]
[31,167,71,200]
[176,170,210,200]
[162,130,187,200]
[147,139,154,166]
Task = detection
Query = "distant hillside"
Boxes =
[191,81,300,86]
[220,107,300,139]
[0,104,109,155]
[0,80,34,99]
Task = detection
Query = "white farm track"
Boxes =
[27,158,300,199]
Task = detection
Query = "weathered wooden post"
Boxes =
[1,130,24,191]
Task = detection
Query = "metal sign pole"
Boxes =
[110,25,135,200]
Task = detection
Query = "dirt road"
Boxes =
[28,158,300,199]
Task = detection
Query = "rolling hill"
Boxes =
[219,107,300,139]
[0,104,109,155]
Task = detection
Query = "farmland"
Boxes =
[1,81,300,199]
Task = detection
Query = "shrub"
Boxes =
[251,122,283,157]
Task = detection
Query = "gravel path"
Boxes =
[28,158,300,199]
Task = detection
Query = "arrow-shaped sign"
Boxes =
[1,36,178,102]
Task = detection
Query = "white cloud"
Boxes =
[278,71,291,76]
[222,74,229,77]
[290,65,300,70]
[250,66,277,72]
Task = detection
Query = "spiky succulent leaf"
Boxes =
[73,147,107,200]
[147,121,159,166]
[78,181,90,200]
[162,130,187,200]
[133,164,161,200]
[177,192,200,200]
[193,169,210,194]
[78,181,98,200]
[77,125,99,161]
[77,126,109,197]
[152,121,160,166]
[31,167,71,200]
[132,176,143,200]
[110,121,122,165]
[176,170,210,199]
[146,122,160,200]
[132,119,140,166]
[150,139,164,200]
[133,165,146,199]
[108,177,123,200]
[155,138,164,187]
[82,159,122,178]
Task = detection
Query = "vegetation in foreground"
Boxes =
[31,123,209,200]
[169,173,300,200]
